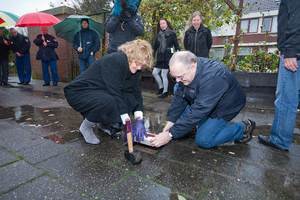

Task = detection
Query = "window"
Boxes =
[271,16,277,32]
[262,16,278,32]
[241,19,259,33]
[238,47,252,55]
[209,48,224,60]
[262,17,272,32]
[211,27,219,36]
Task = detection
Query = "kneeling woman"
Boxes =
[64,39,153,145]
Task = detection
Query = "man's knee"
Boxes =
[195,135,215,149]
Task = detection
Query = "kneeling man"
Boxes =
[150,51,256,148]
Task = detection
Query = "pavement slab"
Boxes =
[0,149,19,166]
[0,160,43,194]
[0,175,74,200]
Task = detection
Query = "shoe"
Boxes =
[258,135,288,151]
[79,119,100,145]
[158,92,168,98]
[2,82,11,87]
[18,82,24,85]
[98,123,122,137]
[23,82,29,85]
[237,119,256,143]
[53,83,58,86]
[156,88,164,95]
[43,83,50,86]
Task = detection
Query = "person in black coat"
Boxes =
[9,28,31,85]
[64,39,153,145]
[33,27,59,86]
[0,27,10,86]
[152,18,180,98]
[150,51,256,148]
[184,11,212,58]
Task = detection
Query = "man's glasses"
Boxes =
[170,67,191,82]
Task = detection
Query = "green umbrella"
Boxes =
[53,15,104,44]
[0,10,19,27]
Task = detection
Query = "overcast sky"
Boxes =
[1,0,71,17]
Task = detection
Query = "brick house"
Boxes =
[210,0,280,60]
[27,6,106,83]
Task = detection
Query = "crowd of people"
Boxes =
[0,0,297,152]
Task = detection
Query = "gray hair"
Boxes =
[169,51,197,69]
[9,27,16,31]
[192,11,202,20]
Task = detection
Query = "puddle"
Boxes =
[0,105,169,145]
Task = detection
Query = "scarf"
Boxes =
[157,28,175,54]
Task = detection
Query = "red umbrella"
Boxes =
[15,12,60,27]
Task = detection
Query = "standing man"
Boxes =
[105,0,144,54]
[0,27,10,86]
[33,26,59,86]
[150,51,256,148]
[9,28,31,85]
[258,0,300,151]
[73,18,100,73]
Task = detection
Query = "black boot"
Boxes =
[109,122,122,137]
[158,92,168,98]
[156,88,164,95]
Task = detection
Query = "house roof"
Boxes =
[237,0,280,13]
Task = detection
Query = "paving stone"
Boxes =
[0,128,44,152]
[243,107,269,126]
[115,152,168,179]
[101,174,172,200]
[17,140,69,164]
[0,175,73,199]
[239,162,266,185]
[0,149,18,166]
[154,161,207,197]
[0,121,18,131]
[64,191,92,200]
[193,151,239,178]
[63,161,128,199]
[37,150,96,179]
[200,173,270,199]
[86,141,126,164]
[263,168,300,199]
[0,160,43,194]
[156,143,197,163]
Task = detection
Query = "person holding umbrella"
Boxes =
[73,18,100,73]
[9,27,31,85]
[33,26,59,86]
[64,39,153,145]
[0,27,10,86]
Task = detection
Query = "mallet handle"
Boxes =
[126,121,133,153]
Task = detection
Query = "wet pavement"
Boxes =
[0,75,300,200]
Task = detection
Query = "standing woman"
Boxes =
[184,11,212,58]
[64,39,153,145]
[152,18,180,98]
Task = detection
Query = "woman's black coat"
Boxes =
[153,31,180,62]
[64,51,143,123]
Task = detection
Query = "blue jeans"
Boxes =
[174,83,244,148]
[79,55,94,73]
[270,55,300,150]
[41,60,59,84]
[15,54,31,83]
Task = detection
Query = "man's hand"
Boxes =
[163,121,174,132]
[15,52,21,57]
[90,52,94,55]
[3,39,8,45]
[284,57,298,72]
[78,47,83,52]
[150,131,172,147]
[43,41,47,46]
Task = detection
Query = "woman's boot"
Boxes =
[79,118,100,145]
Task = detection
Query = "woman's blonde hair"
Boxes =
[192,11,202,20]
[118,39,154,69]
